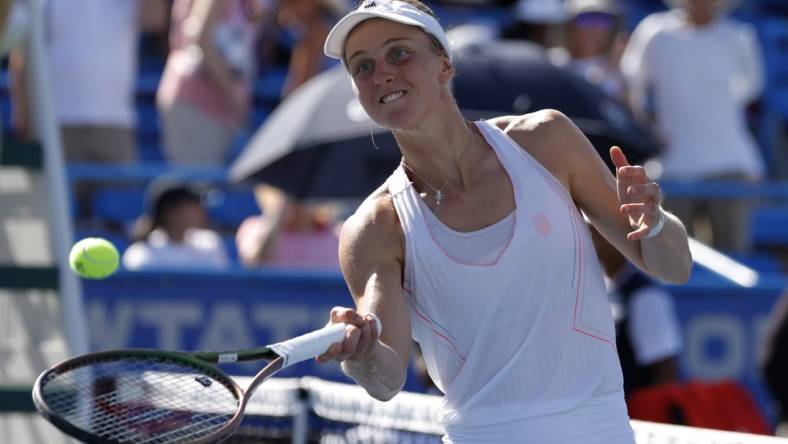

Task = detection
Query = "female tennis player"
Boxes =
[315,1,692,442]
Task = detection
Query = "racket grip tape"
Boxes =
[268,316,383,368]
[268,323,348,368]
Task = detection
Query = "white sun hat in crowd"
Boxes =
[566,0,620,17]
[323,0,450,61]
[515,0,567,24]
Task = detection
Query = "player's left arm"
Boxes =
[510,110,691,284]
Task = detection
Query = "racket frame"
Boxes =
[31,321,350,443]
[32,349,246,444]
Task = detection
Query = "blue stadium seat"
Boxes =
[203,186,259,229]
[751,205,788,247]
[756,17,788,177]
[136,69,161,98]
[91,186,146,228]
[0,68,8,92]
[137,137,165,162]
[0,96,11,134]
[249,108,270,128]
[222,233,239,263]
[135,102,164,161]
[254,67,288,104]
[759,18,788,114]
[136,102,160,139]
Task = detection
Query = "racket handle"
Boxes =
[268,323,348,368]
[268,317,384,368]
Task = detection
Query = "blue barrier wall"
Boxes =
[82,268,788,420]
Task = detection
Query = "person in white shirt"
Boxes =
[122,182,229,271]
[10,0,168,216]
[309,0,692,442]
[11,0,169,160]
[620,0,765,253]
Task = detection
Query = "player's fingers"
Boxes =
[609,146,629,169]
[627,224,651,241]
[349,321,373,361]
[620,202,646,215]
[617,165,648,182]
[336,324,362,361]
[626,183,661,201]
[316,342,344,363]
[329,306,365,327]
[621,202,660,220]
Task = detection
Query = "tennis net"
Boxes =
[223,376,788,444]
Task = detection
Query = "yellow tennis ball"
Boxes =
[69,238,120,279]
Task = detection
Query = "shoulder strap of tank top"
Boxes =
[476,119,575,205]
[387,164,425,236]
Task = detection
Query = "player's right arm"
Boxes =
[316,188,411,401]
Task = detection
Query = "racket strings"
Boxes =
[39,356,240,443]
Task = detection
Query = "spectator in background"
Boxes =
[9,0,168,213]
[620,0,765,253]
[235,184,341,269]
[590,226,682,393]
[448,0,565,51]
[551,0,628,102]
[277,0,348,96]
[157,0,266,165]
[123,181,230,270]
[500,0,567,49]
[0,0,26,58]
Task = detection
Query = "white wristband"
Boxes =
[644,210,666,239]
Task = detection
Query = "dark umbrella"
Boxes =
[451,40,660,172]
[230,40,660,198]
[229,65,400,200]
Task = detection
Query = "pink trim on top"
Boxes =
[492,121,616,349]
[406,121,520,267]
[568,204,616,350]
[403,285,467,363]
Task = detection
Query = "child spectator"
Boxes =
[123,181,230,270]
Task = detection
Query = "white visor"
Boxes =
[323,0,450,62]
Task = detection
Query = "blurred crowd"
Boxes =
[4,0,782,262]
[2,0,788,436]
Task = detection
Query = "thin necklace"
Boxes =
[400,122,475,206]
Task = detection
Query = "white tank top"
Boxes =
[388,120,625,429]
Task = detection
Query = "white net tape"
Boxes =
[228,376,788,444]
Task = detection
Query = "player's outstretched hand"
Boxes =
[316,307,381,364]
[610,146,663,241]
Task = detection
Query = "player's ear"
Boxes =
[438,55,454,84]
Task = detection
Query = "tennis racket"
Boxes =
[32,320,373,444]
